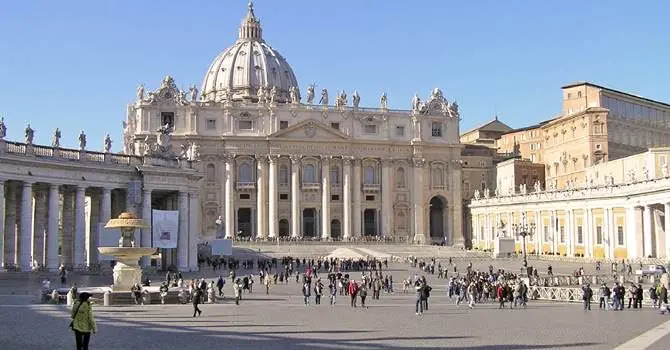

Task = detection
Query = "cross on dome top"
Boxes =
[239,1,262,40]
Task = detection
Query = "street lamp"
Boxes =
[512,215,536,269]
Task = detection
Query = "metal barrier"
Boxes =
[531,286,654,305]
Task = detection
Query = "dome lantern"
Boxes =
[239,1,262,41]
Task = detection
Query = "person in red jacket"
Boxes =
[497,284,505,309]
[348,279,359,307]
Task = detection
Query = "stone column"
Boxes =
[61,190,75,267]
[412,158,426,243]
[321,156,331,240]
[101,188,112,224]
[19,182,34,271]
[567,209,575,257]
[256,155,268,240]
[177,191,189,270]
[604,207,613,259]
[451,161,464,247]
[73,185,86,268]
[46,184,60,271]
[188,192,200,271]
[534,210,541,254]
[267,155,278,239]
[87,192,100,266]
[380,159,392,239]
[0,181,4,269]
[643,205,653,258]
[584,208,592,258]
[625,206,639,259]
[224,155,235,239]
[352,159,362,238]
[140,189,152,267]
[342,157,352,240]
[32,188,48,267]
[290,155,301,238]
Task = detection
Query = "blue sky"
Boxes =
[1,0,668,150]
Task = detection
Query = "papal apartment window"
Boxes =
[330,122,340,130]
[279,120,289,129]
[206,119,216,130]
[431,122,442,137]
[395,125,405,136]
[363,124,377,134]
[238,120,253,130]
[161,112,174,127]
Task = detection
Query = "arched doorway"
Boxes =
[303,208,316,238]
[429,196,446,243]
[331,219,341,240]
[278,219,290,238]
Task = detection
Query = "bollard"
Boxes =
[66,290,74,306]
[103,291,111,306]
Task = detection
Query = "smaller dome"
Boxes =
[200,1,299,103]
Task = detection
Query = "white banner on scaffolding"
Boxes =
[152,210,179,249]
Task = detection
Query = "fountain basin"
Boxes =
[98,246,156,291]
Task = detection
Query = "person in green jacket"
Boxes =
[71,292,97,350]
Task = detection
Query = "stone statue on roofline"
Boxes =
[306,84,315,104]
[352,90,361,108]
[319,88,329,105]
[52,128,61,148]
[136,84,145,101]
[104,134,113,153]
[0,117,7,139]
[25,124,34,145]
[379,92,388,110]
[78,130,87,150]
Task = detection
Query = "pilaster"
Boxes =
[256,155,268,239]
[643,205,653,258]
[61,189,75,267]
[224,155,235,239]
[87,191,101,265]
[352,158,362,238]
[412,158,426,243]
[0,181,5,269]
[188,192,200,271]
[380,159,392,239]
[321,155,331,240]
[140,188,152,267]
[177,191,189,270]
[267,155,278,239]
[290,155,301,238]
[342,157,352,240]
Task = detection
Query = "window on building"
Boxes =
[205,163,216,181]
[395,125,405,137]
[238,120,253,130]
[617,226,624,246]
[330,122,340,130]
[279,164,289,185]
[330,166,340,185]
[577,91,582,98]
[481,182,486,191]
[577,226,583,244]
[238,163,253,183]
[363,124,377,134]
[567,93,572,99]
[279,193,289,200]
[543,226,549,242]
[530,154,536,163]
[596,226,603,244]
[279,120,289,129]
[365,195,375,201]
[560,226,565,243]
[431,122,442,137]
[239,193,250,200]
[206,119,216,130]
[303,164,316,183]
[395,167,406,188]
[432,168,444,187]
[161,112,174,127]
[331,194,340,201]
[364,166,376,184]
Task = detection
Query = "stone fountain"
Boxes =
[98,212,155,291]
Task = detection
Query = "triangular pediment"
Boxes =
[270,119,350,140]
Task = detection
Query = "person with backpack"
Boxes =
[71,292,97,350]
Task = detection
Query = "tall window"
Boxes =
[205,163,216,182]
[330,166,340,185]
[432,168,444,187]
[431,122,442,137]
[238,163,253,183]
[279,164,289,185]
[395,167,406,188]
[543,226,549,242]
[596,226,603,244]
[577,226,583,244]
[559,226,565,243]
[364,166,376,184]
[617,226,624,246]
[303,164,316,183]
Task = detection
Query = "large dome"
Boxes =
[201,2,299,104]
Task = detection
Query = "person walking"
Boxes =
[415,280,424,315]
[70,292,97,350]
[582,284,593,311]
[348,279,359,308]
[302,281,311,305]
[192,288,203,317]
[329,281,337,306]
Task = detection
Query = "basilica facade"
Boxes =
[123,2,465,245]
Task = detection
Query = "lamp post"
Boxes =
[512,214,535,269]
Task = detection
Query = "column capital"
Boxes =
[222,153,236,161]
[412,157,426,168]
[142,188,152,195]
[381,159,394,167]
[255,154,268,164]
[321,155,332,164]
[102,186,114,193]
[22,181,35,187]
[342,156,354,166]
[268,154,280,164]
[290,154,302,165]
[75,184,87,191]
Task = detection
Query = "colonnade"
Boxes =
[0,179,200,271]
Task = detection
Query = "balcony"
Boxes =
[362,183,380,193]
[302,182,320,191]
[236,182,255,191]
